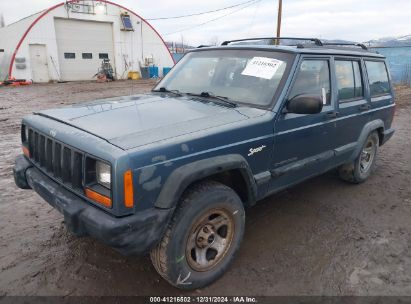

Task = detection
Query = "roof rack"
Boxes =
[321,42,368,50]
[221,37,323,46]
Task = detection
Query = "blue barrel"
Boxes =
[140,67,149,79]
[163,67,172,76]
[149,66,159,78]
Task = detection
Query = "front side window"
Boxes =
[335,60,363,101]
[365,61,391,97]
[155,50,294,106]
[289,59,331,105]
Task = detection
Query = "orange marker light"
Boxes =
[85,188,112,208]
[22,146,30,158]
[124,169,134,208]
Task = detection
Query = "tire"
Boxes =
[338,131,379,184]
[150,180,245,290]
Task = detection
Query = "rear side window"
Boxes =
[335,60,363,101]
[289,59,331,105]
[365,61,391,97]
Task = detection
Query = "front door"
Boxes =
[269,56,337,193]
[29,44,50,83]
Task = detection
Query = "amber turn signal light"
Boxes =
[85,188,112,208]
[22,146,30,158]
[124,169,134,208]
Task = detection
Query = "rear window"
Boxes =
[335,60,363,101]
[365,61,391,97]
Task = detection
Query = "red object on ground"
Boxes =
[9,81,33,86]
[96,73,108,83]
[0,77,33,86]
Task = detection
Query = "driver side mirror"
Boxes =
[286,94,323,115]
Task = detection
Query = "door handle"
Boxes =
[359,104,370,111]
[326,111,339,119]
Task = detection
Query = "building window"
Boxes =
[99,53,109,59]
[82,53,93,59]
[121,14,134,31]
[365,61,391,97]
[64,53,75,59]
[335,60,364,102]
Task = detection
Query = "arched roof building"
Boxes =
[0,0,175,82]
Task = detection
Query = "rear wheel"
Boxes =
[338,131,379,183]
[150,181,245,290]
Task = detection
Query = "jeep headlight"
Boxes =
[96,161,111,189]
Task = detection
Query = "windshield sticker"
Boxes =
[241,57,283,80]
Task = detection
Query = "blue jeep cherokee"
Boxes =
[14,38,395,289]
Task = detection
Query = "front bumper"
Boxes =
[13,155,174,256]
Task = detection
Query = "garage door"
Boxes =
[54,18,114,81]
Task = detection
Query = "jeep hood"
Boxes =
[37,94,265,150]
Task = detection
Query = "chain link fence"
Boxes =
[401,63,411,85]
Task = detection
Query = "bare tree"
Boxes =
[208,36,220,46]
[0,14,5,28]
[180,35,185,53]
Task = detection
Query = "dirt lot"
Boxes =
[0,81,410,296]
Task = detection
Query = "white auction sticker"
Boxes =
[241,57,283,80]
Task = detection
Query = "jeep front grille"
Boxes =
[27,128,85,192]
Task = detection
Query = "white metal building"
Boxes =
[0,0,175,82]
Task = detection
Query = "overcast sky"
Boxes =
[0,0,410,46]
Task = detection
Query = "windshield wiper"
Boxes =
[186,92,237,108]
[152,87,182,96]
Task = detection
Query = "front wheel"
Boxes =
[150,181,245,290]
[338,131,379,183]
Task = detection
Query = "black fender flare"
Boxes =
[351,119,384,160]
[154,154,257,209]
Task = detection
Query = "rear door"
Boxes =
[269,56,337,192]
[332,57,371,163]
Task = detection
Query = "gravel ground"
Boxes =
[0,81,410,296]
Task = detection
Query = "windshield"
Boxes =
[155,49,294,107]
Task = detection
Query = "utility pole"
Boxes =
[0,14,5,28]
[276,0,282,45]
